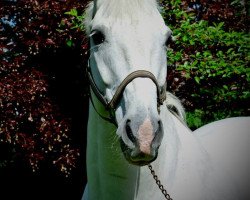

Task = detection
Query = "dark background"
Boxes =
[0,0,249,199]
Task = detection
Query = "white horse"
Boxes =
[82,0,250,199]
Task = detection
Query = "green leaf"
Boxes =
[189,40,195,45]
[223,85,229,90]
[65,9,78,17]
[182,35,188,42]
[194,76,200,84]
[66,40,73,47]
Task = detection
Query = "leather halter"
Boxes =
[86,6,167,125]
[86,64,167,125]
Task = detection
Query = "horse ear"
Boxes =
[169,35,175,43]
[92,0,98,19]
[165,30,175,46]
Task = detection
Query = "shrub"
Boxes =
[0,0,88,175]
[161,0,249,129]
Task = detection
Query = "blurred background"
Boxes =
[0,0,249,199]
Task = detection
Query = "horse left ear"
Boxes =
[166,34,175,46]
[169,35,175,43]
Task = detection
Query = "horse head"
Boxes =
[85,0,172,166]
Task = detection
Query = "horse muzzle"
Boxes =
[120,117,163,166]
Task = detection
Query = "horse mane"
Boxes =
[84,0,158,35]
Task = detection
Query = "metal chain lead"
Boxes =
[148,164,173,200]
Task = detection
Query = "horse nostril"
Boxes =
[152,120,163,146]
[126,120,136,143]
[157,120,162,131]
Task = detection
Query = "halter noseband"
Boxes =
[86,65,167,125]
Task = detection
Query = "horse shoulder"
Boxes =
[193,117,250,157]
[164,111,212,200]
[193,117,250,200]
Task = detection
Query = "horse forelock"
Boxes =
[84,0,159,35]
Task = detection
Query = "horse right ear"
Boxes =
[92,0,98,19]
[168,35,176,45]
[169,35,175,43]
[166,34,175,46]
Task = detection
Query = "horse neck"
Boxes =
[133,107,180,200]
[163,108,213,200]
[86,97,139,200]
[86,97,211,200]
[137,106,213,200]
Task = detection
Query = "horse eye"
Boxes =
[91,31,105,45]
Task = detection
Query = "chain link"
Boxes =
[148,164,173,200]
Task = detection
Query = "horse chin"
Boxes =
[120,139,158,166]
